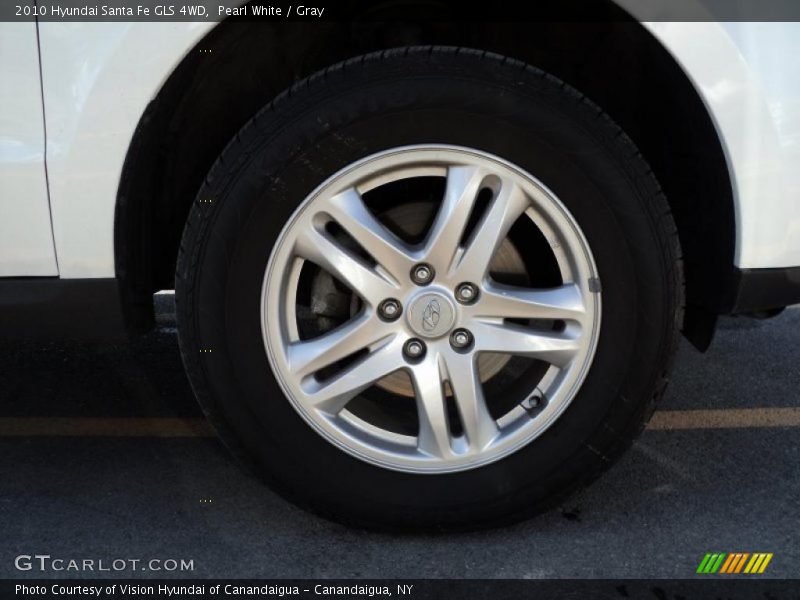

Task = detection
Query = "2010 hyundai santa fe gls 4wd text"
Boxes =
[2,12,800,529]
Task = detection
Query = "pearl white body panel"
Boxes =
[642,21,800,269]
[2,20,799,277]
[0,23,58,276]
[37,22,215,278]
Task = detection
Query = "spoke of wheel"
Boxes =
[423,166,487,272]
[444,352,499,452]
[477,283,587,323]
[294,226,397,306]
[455,181,530,281]
[471,321,581,369]
[322,188,415,282]
[287,312,389,378]
[410,354,452,458]
[302,337,403,415]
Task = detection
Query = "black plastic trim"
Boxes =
[729,267,800,314]
[0,278,129,341]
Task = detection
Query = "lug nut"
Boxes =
[403,338,426,360]
[378,298,402,321]
[455,282,479,304]
[450,328,473,350]
[411,263,434,285]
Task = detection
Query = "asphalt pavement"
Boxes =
[1,296,798,579]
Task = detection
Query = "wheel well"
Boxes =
[116,6,735,349]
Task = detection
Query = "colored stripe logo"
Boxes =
[696,553,773,574]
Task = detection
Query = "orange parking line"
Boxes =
[0,417,215,437]
[0,407,798,438]
[647,408,800,430]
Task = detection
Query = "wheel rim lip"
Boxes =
[261,144,602,474]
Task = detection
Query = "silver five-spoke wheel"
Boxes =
[262,145,601,473]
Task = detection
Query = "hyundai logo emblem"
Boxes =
[421,299,441,331]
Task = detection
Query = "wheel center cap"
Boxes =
[406,291,456,338]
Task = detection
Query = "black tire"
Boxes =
[176,47,683,530]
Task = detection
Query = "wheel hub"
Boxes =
[406,290,456,339]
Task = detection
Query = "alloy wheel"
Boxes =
[261,145,601,473]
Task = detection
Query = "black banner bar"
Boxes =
[3,579,800,600]
[6,0,800,22]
